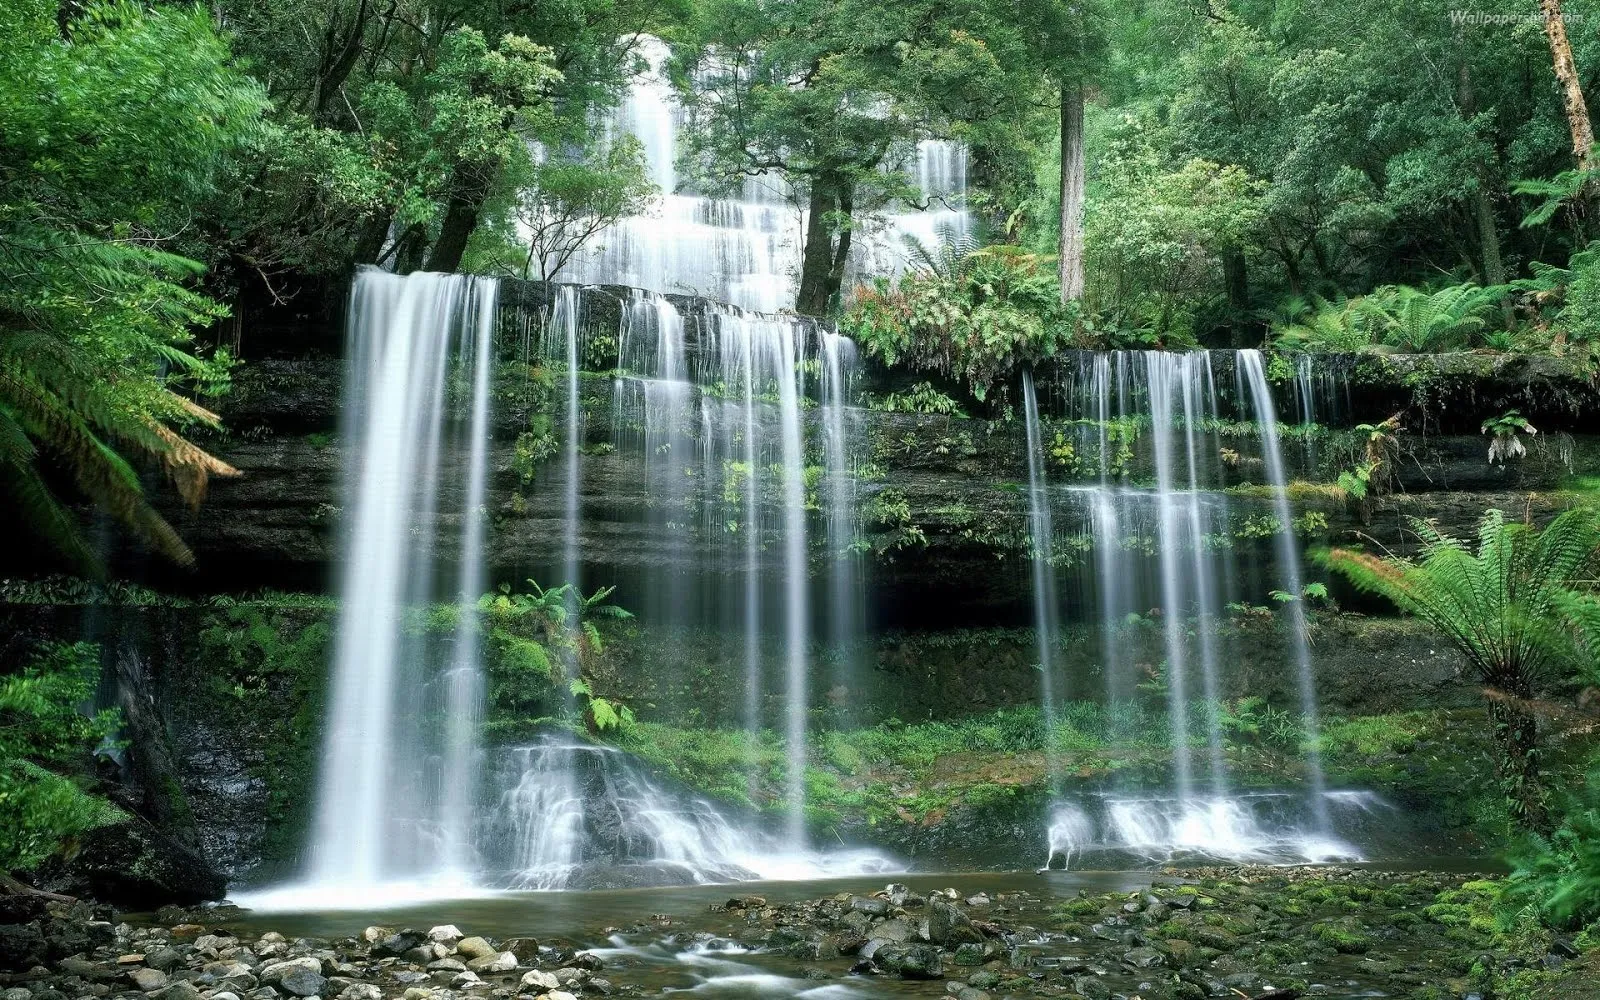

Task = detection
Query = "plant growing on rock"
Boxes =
[481,580,634,732]
[1483,410,1538,464]
[1323,508,1600,831]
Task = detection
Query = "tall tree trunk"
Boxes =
[797,174,843,315]
[427,167,492,274]
[1058,81,1087,304]
[1541,0,1595,170]
[1223,249,1250,345]
[824,184,855,304]
[1457,45,1508,286]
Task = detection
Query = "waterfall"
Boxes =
[820,332,862,720]
[1020,372,1063,784]
[1238,350,1330,828]
[565,38,971,310]
[1028,349,1353,865]
[306,268,498,892]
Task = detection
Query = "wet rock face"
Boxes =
[31,819,226,909]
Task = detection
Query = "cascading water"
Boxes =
[1026,350,1361,868]
[302,268,499,900]
[1021,371,1064,779]
[565,38,971,309]
[1238,350,1331,826]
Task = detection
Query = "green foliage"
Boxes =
[1324,508,1600,828]
[481,579,634,731]
[1084,116,1263,339]
[1483,410,1538,465]
[865,382,967,416]
[1,1,264,569]
[0,643,123,871]
[516,135,657,280]
[1506,764,1600,930]
[843,246,1072,401]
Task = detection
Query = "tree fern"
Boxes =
[1323,508,1600,830]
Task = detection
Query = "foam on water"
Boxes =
[1043,791,1388,869]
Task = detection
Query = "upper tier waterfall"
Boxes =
[562,37,971,310]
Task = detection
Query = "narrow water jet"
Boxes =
[1238,350,1331,827]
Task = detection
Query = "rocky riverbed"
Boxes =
[2,868,1595,1000]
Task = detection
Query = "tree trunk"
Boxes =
[796,174,843,316]
[427,169,491,274]
[1223,249,1251,345]
[1456,46,1508,286]
[1488,696,1550,833]
[1058,81,1086,303]
[824,184,855,304]
[115,643,202,853]
[1541,0,1595,170]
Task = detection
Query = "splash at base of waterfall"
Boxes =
[1041,791,1390,870]
[237,737,898,913]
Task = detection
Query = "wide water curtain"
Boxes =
[309,270,498,888]
[1029,351,1348,866]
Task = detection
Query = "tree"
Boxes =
[1539,0,1594,171]
[214,0,686,279]
[517,136,658,281]
[678,0,1010,315]
[1,1,263,569]
[1323,508,1600,832]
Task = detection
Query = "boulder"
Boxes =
[877,944,944,980]
[454,936,495,960]
[521,970,560,991]
[1123,946,1165,969]
[427,926,462,944]
[927,901,983,947]
[502,938,539,963]
[373,930,428,958]
[35,818,225,908]
[130,967,170,991]
[465,952,517,973]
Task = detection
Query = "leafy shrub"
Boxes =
[843,245,1072,402]
[0,643,122,871]
[1505,764,1600,930]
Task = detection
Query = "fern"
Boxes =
[1323,508,1600,829]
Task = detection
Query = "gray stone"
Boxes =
[145,949,184,973]
[259,959,322,987]
[426,960,466,973]
[2,988,31,1000]
[426,927,462,945]
[453,939,494,962]
[211,993,241,1000]
[464,953,516,974]
[154,982,201,1000]
[501,940,538,965]
[877,945,944,980]
[847,896,889,918]
[279,970,327,998]
[1070,976,1111,1000]
[374,932,427,959]
[130,968,169,992]
[519,972,558,992]
[337,985,380,1000]
[1123,947,1164,969]
[952,943,986,967]
[545,992,577,1000]
[868,919,915,944]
